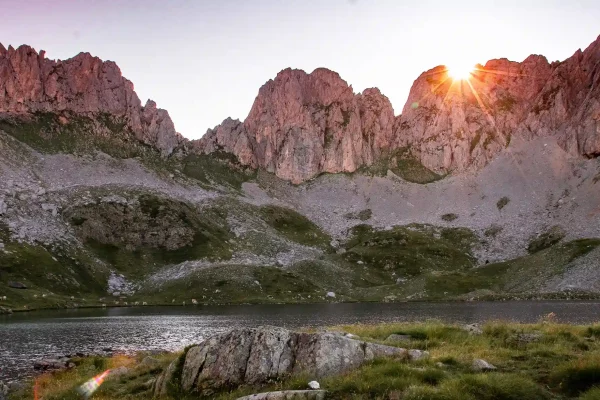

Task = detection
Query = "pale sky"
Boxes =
[1,0,600,139]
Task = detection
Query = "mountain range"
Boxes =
[0,35,599,312]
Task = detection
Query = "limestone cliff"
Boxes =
[0,44,184,155]
[396,35,600,173]
[196,68,395,183]
[198,35,600,181]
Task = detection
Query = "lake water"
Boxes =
[2,301,600,381]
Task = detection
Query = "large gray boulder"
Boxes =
[154,326,413,396]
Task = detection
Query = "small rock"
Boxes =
[236,390,327,400]
[463,323,483,335]
[509,333,543,345]
[472,359,496,371]
[408,349,430,361]
[308,381,320,390]
[109,366,130,379]
[326,292,336,298]
[0,382,8,399]
[7,281,27,289]
[385,334,412,343]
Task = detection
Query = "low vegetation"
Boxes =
[528,225,566,254]
[344,209,373,221]
[11,320,600,400]
[497,196,510,210]
[259,205,331,249]
[0,112,255,191]
[358,148,444,184]
[441,213,459,222]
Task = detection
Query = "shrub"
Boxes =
[527,226,566,253]
[496,197,510,211]
[450,373,551,400]
[441,213,459,222]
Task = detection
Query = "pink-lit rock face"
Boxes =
[197,68,395,183]
[395,35,600,174]
[199,35,600,182]
[2,34,600,182]
[0,44,184,155]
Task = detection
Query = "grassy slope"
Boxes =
[11,321,600,400]
[0,112,254,190]
[2,112,600,309]
[357,148,445,184]
[0,223,110,311]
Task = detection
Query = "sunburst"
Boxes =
[446,62,475,81]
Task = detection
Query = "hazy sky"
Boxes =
[2,0,600,139]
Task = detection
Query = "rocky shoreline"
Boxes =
[6,320,600,399]
[3,290,600,317]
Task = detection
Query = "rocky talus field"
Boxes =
[1,36,600,312]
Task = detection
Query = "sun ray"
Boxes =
[464,78,537,194]
[409,74,452,111]
[472,67,534,79]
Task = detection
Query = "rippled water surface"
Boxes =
[2,301,600,380]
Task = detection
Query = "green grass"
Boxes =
[180,152,256,190]
[0,112,153,159]
[0,112,256,191]
[528,226,566,254]
[343,224,477,278]
[259,205,331,248]
[135,262,329,305]
[356,148,444,184]
[64,193,233,275]
[425,238,600,298]
[0,233,111,311]
[14,321,600,400]
[550,354,600,396]
[579,387,600,400]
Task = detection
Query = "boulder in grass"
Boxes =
[472,359,496,371]
[154,326,410,396]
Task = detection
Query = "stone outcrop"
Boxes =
[195,68,395,183]
[0,43,184,155]
[198,35,600,182]
[154,326,419,396]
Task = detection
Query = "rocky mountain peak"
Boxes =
[198,67,395,183]
[198,35,600,182]
[0,43,184,155]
